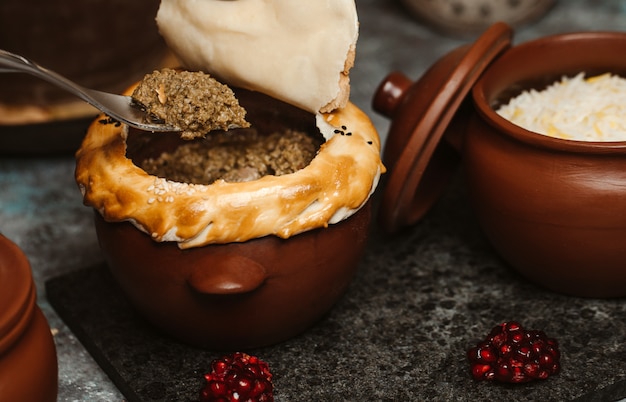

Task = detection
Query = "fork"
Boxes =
[0,49,179,132]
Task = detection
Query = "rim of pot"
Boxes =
[472,31,626,155]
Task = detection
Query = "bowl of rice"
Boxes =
[374,25,626,298]
[467,30,626,297]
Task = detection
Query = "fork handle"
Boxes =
[0,48,179,132]
[0,48,94,105]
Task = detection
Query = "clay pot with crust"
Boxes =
[374,23,626,298]
[76,88,384,349]
[94,204,370,349]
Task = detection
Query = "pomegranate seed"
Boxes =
[472,364,492,380]
[200,352,274,402]
[468,322,561,384]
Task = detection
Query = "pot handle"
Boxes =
[187,254,268,295]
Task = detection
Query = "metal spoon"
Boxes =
[0,49,179,132]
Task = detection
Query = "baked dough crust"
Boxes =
[75,91,384,249]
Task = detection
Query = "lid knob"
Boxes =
[372,71,413,118]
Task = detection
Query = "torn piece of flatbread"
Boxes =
[156,0,358,114]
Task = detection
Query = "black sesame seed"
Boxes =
[98,117,119,126]
[367,140,373,145]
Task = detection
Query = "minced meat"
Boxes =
[139,128,323,184]
[131,68,250,139]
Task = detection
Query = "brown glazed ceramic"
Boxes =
[95,203,370,350]
[468,31,626,298]
[87,89,377,350]
[375,25,626,298]
[373,22,512,233]
[0,234,58,402]
[374,24,626,297]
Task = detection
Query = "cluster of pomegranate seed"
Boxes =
[467,321,561,383]
[200,352,274,402]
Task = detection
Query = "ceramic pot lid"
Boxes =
[373,22,513,233]
[0,234,35,352]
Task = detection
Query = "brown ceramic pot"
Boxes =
[0,234,58,402]
[94,203,370,350]
[80,88,382,350]
[374,24,626,298]
[467,31,626,298]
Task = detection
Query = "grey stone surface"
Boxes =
[1,0,626,401]
[45,174,626,401]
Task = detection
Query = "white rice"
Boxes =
[496,73,626,141]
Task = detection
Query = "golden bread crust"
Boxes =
[75,99,384,249]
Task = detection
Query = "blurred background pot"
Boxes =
[398,0,556,37]
[0,234,58,402]
[0,0,168,113]
[0,0,172,154]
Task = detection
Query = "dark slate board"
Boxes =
[46,179,626,402]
